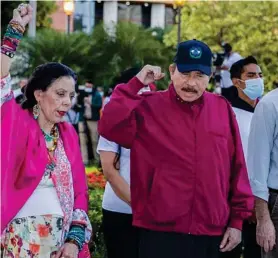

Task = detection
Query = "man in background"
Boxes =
[221,56,263,258]
[84,80,103,165]
[220,43,242,100]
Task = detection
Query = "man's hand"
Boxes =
[256,218,276,253]
[220,227,242,252]
[13,3,33,29]
[136,65,165,85]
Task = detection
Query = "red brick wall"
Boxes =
[51,0,73,32]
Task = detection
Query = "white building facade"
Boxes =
[73,0,175,33]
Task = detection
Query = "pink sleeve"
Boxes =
[98,76,146,148]
[227,103,254,230]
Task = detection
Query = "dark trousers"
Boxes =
[139,229,222,258]
[220,221,261,258]
[84,120,94,161]
[102,209,139,258]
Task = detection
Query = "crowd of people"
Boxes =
[1,3,278,258]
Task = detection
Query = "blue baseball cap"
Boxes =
[174,39,213,76]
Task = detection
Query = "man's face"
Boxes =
[85,82,93,88]
[234,63,263,90]
[169,64,210,102]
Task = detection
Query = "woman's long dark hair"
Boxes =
[21,62,77,110]
[112,67,140,170]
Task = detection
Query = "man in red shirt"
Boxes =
[98,40,254,258]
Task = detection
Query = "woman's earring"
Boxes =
[33,104,40,120]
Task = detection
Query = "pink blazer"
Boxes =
[1,96,90,256]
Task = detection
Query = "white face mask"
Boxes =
[239,78,264,100]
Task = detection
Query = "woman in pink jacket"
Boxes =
[1,4,91,258]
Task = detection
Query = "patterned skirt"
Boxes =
[2,215,64,258]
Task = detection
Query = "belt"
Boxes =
[269,188,278,194]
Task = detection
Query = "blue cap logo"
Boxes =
[189,47,202,59]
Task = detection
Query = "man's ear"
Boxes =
[169,64,176,79]
[232,78,240,88]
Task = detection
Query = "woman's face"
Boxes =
[34,76,75,124]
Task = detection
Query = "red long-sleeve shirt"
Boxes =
[98,77,254,235]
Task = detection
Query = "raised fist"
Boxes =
[13,3,33,29]
[136,65,165,85]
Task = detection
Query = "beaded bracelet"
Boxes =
[66,225,86,251]
[9,20,25,34]
[6,25,23,36]
[1,46,15,58]
[1,21,24,58]
[2,36,20,48]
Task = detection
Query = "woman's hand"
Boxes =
[55,243,79,258]
[1,3,32,77]
[13,3,33,29]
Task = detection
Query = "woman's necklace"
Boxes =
[42,125,59,153]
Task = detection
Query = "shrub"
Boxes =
[86,167,106,257]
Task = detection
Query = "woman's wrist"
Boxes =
[66,224,86,251]
[1,19,25,59]
[65,238,80,249]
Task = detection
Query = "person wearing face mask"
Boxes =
[220,56,263,258]
[220,43,242,100]
[98,40,254,258]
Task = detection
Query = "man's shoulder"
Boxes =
[262,88,278,101]
[206,91,231,106]
[257,89,278,110]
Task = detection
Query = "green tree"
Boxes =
[82,22,173,89]
[13,29,90,83]
[164,1,278,91]
[12,23,173,89]
[1,1,57,35]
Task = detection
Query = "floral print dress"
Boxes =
[2,137,92,258]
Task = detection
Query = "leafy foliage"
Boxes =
[13,22,172,90]
[164,1,278,91]
[86,167,106,257]
[15,29,90,83]
[82,22,172,89]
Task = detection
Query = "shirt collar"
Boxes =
[229,86,256,113]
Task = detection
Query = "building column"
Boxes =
[84,0,95,34]
[151,3,165,29]
[103,0,118,36]
[28,0,37,37]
